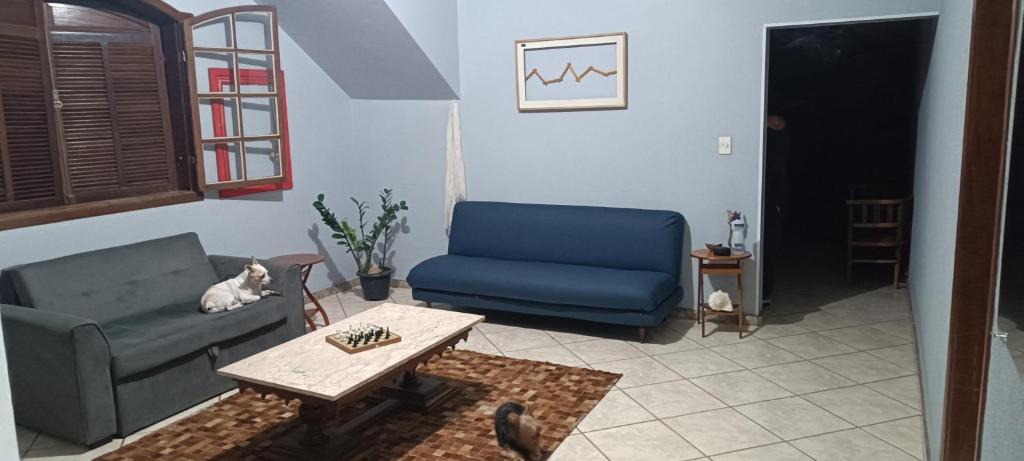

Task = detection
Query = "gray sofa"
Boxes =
[0,233,306,445]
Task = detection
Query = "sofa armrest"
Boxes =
[207,255,305,338]
[0,304,116,445]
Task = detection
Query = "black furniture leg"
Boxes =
[638,327,647,343]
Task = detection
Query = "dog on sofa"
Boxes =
[201,257,275,313]
[495,402,543,460]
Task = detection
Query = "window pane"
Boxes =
[194,51,235,93]
[234,12,273,50]
[192,15,233,48]
[238,54,275,93]
[244,140,281,179]
[240,97,278,136]
[203,142,242,184]
[199,98,239,139]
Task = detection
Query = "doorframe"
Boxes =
[943,0,1020,459]
[754,11,939,312]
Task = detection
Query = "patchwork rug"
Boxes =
[99,350,620,460]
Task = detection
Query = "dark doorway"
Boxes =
[761,18,936,306]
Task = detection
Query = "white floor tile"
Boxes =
[766,333,857,359]
[456,329,502,355]
[587,421,705,461]
[663,408,780,455]
[624,380,727,419]
[803,386,918,426]
[753,361,855,395]
[790,428,917,460]
[735,397,853,440]
[710,443,812,461]
[505,344,587,367]
[590,356,683,389]
[24,437,122,460]
[711,341,802,369]
[866,376,923,410]
[776,310,862,331]
[864,416,926,460]
[690,370,793,406]
[866,344,919,371]
[819,325,910,351]
[576,390,656,432]
[564,339,646,364]
[654,349,744,379]
[485,328,558,352]
[813,352,915,383]
[548,434,608,461]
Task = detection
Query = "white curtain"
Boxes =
[445,100,466,235]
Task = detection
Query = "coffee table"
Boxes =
[217,303,485,459]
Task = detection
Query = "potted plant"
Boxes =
[313,189,408,301]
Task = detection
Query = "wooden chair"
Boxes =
[847,187,912,288]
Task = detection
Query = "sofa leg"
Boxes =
[638,327,647,343]
[424,301,432,308]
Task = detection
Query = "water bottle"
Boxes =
[730,216,746,251]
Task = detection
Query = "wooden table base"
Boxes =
[232,329,473,460]
[378,370,461,412]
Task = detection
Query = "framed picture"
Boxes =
[515,32,627,112]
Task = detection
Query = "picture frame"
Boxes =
[515,32,628,112]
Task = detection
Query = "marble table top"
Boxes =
[217,303,484,401]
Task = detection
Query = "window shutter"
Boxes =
[47,3,176,201]
[0,0,61,210]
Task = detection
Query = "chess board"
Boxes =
[325,325,401,354]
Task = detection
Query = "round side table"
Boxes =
[270,253,331,331]
[690,249,752,338]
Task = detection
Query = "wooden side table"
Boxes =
[270,253,331,331]
[690,249,752,338]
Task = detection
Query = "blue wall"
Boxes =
[384,0,460,94]
[366,0,939,315]
[0,0,362,292]
[910,0,973,457]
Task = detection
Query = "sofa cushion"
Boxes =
[4,233,219,324]
[448,202,685,279]
[407,255,677,312]
[103,298,287,380]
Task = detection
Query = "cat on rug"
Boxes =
[201,257,276,313]
[495,402,543,460]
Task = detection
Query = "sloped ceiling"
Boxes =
[257,0,457,100]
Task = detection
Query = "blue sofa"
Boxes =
[407,201,684,340]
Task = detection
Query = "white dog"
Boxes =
[201,257,275,313]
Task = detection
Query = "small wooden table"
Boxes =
[690,249,752,338]
[270,253,330,330]
[218,303,484,460]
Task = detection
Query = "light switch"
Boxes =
[718,136,732,155]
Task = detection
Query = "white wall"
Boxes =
[908,0,973,457]
[361,0,940,315]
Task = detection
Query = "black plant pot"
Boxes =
[358,268,393,301]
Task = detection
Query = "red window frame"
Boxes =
[205,67,292,198]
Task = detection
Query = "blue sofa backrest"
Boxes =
[3,233,220,324]
[448,201,684,279]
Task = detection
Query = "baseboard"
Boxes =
[310,277,410,300]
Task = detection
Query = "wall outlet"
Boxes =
[718,136,732,155]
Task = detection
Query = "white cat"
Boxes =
[201,257,275,313]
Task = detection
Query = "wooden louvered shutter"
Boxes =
[47,3,176,202]
[0,0,61,212]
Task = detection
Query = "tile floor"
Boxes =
[18,284,926,461]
